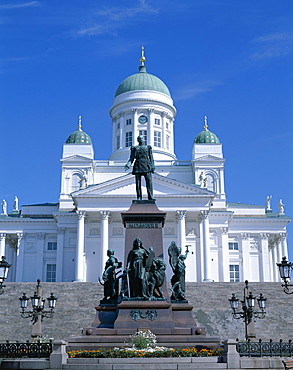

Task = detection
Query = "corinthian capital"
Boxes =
[77,211,86,220]
[176,210,187,220]
[100,210,111,220]
[200,210,210,220]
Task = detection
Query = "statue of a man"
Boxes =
[125,135,155,200]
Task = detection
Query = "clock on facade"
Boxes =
[138,115,148,124]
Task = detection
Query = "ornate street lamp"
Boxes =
[277,257,293,294]
[229,280,267,340]
[0,256,11,295]
[19,279,57,338]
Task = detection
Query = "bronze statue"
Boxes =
[168,241,189,302]
[126,238,151,298]
[146,258,166,299]
[100,249,122,301]
[125,135,155,200]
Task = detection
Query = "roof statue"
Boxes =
[266,195,272,212]
[279,199,285,215]
[13,196,19,212]
[1,199,7,215]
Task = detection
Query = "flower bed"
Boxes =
[67,347,223,358]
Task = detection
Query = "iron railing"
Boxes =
[0,340,53,358]
[237,339,293,357]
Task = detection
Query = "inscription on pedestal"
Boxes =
[126,222,161,229]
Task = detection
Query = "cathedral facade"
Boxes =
[0,51,290,284]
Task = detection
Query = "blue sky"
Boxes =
[1,0,293,259]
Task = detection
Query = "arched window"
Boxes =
[206,174,215,192]
[71,174,81,192]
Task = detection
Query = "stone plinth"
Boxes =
[114,300,174,334]
[121,200,166,263]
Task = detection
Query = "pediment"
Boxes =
[61,155,92,162]
[195,155,224,162]
[72,172,214,198]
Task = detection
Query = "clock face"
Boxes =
[138,115,148,124]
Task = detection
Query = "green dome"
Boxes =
[66,129,92,144]
[115,65,171,97]
[194,129,220,144]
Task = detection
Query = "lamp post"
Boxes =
[229,280,267,341]
[19,279,57,339]
[277,256,293,294]
[0,256,11,295]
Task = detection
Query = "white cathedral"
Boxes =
[0,49,290,284]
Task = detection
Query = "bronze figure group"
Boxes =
[99,239,189,303]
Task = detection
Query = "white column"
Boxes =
[75,211,86,282]
[120,112,125,148]
[148,108,154,146]
[220,227,230,282]
[271,240,278,282]
[269,245,274,282]
[276,236,282,265]
[132,108,138,140]
[176,210,187,249]
[280,233,288,260]
[15,233,24,282]
[201,210,213,282]
[100,211,111,275]
[0,233,6,257]
[240,233,250,281]
[259,233,270,282]
[197,217,203,282]
[161,112,166,149]
[56,228,65,282]
[36,233,45,280]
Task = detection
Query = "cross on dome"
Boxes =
[140,46,146,66]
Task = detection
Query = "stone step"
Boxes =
[63,357,227,370]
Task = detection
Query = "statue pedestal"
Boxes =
[114,300,174,334]
[121,200,166,263]
[70,200,221,349]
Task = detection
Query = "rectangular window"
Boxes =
[155,118,160,125]
[139,130,147,145]
[125,131,133,147]
[229,242,239,251]
[229,265,240,282]
[166,135,170,150]
[48,242,57,251]
[117,122,120,130]
[126,119,132,126]
[46,264,56,282]
[166,121,169,130]
[116,135,120,150]
[154,131,161,147]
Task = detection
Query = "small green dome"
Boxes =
[195,129,220,144]
[194,118,220,144]
[66,117,92,144]
[115,65,171,97]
